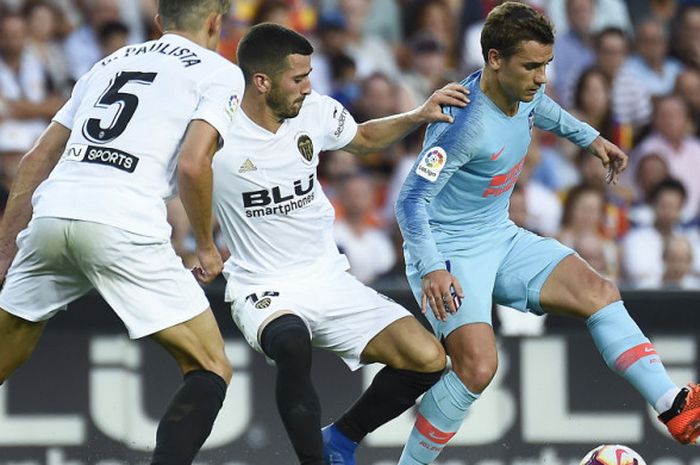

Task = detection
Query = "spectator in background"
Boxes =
[0,11,64,163]
[547,0,632,35]
[559,67,615,160]
[674,68,700,136]
[97,20,130,58]
[350,72,414,172]
[628,152,671,227]
[338,0,400,79]
[625,0,679,32]
[671,5,700,69]
[403,0,459,68]
[558,184,620,281]
[552,0,596,108]
[574,231,617,280]
[401,31,453,104]
[594,27,652,131]
[622,178,699,288]
[516,138,563,238]
[322,0,401,45]
[575,149,632,239]
[328,53,359,108]
[319,149,361,207]
[310,10,350,96]
[23,1,72,96]
[662,235,700,289]
[63,0,121,80]
[333,172,396,284]
[634,94,700,222]
[624,18,683,97]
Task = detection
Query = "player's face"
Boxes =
[267,54,313,120]
[498,40,553,103]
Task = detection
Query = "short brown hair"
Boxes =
[158,0,231,32]
[237,23,313,85]
[481,2,554,63]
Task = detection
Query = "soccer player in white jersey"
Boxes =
[0,1,244,464]
[212,24,468,465]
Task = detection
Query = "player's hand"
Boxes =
[421,269,464,322]
[586,136,628,184]
[416,83,470,124]
[192,244,223,285]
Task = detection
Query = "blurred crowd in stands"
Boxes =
[2,0,700,292]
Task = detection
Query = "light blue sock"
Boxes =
[586,301,678,412]
[398,371,479,465]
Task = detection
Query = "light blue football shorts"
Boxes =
[406,227,575,339]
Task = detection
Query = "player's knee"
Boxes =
[411,339,446,373]
[452,357,497,394]
[209,356,233,384]
[187,348,232,384]
[587,276,621,313]
[261,315,311,365]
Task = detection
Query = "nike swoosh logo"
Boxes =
[644,347,656,353]
[428,431,452,441]
[491,146,505,160]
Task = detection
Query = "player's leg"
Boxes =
[322,316,446,464]
[539,254,698,444]
[0,309,47,384]
[260,314,324,465]
[392,256,499,465]
[0,217,92,384]
[149,309,232,465]
[72,221,232,465]
[229,282,324,465]
[397,323,495,465]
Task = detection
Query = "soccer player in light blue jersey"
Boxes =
[390,3,700,462]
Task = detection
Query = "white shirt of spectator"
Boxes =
[0,48,50,152]
[333,221,396,284]
[213,91,358,282]
[34,33,244,240]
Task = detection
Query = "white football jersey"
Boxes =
[213,91,358,280]
[33,33,244,239]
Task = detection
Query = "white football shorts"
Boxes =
[225,264,411,370]
[0,217,210,338]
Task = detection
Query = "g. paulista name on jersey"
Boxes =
[482,155,526,198]
[242,174,315,217]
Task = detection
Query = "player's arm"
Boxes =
[176,120,222,284]
[0,122,70,283]
[395,123,473,321]
[534,93,627,183]
[177,66,244,284]
[342,83,469,156]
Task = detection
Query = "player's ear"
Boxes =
[253,73,272,94]
[487,48,501,70]
[154,14,164,34]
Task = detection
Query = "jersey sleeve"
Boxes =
[534,93,599,148]
[52,66,93,129]
[319,94,358,151]
[191,64,245,144]
[395,110,477,277]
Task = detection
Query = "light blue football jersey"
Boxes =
[396,70,599,278]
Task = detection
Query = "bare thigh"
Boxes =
[361,316,446,373]
[151,308,232,383]
[0,308,47,382]
[539,255,620,319]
